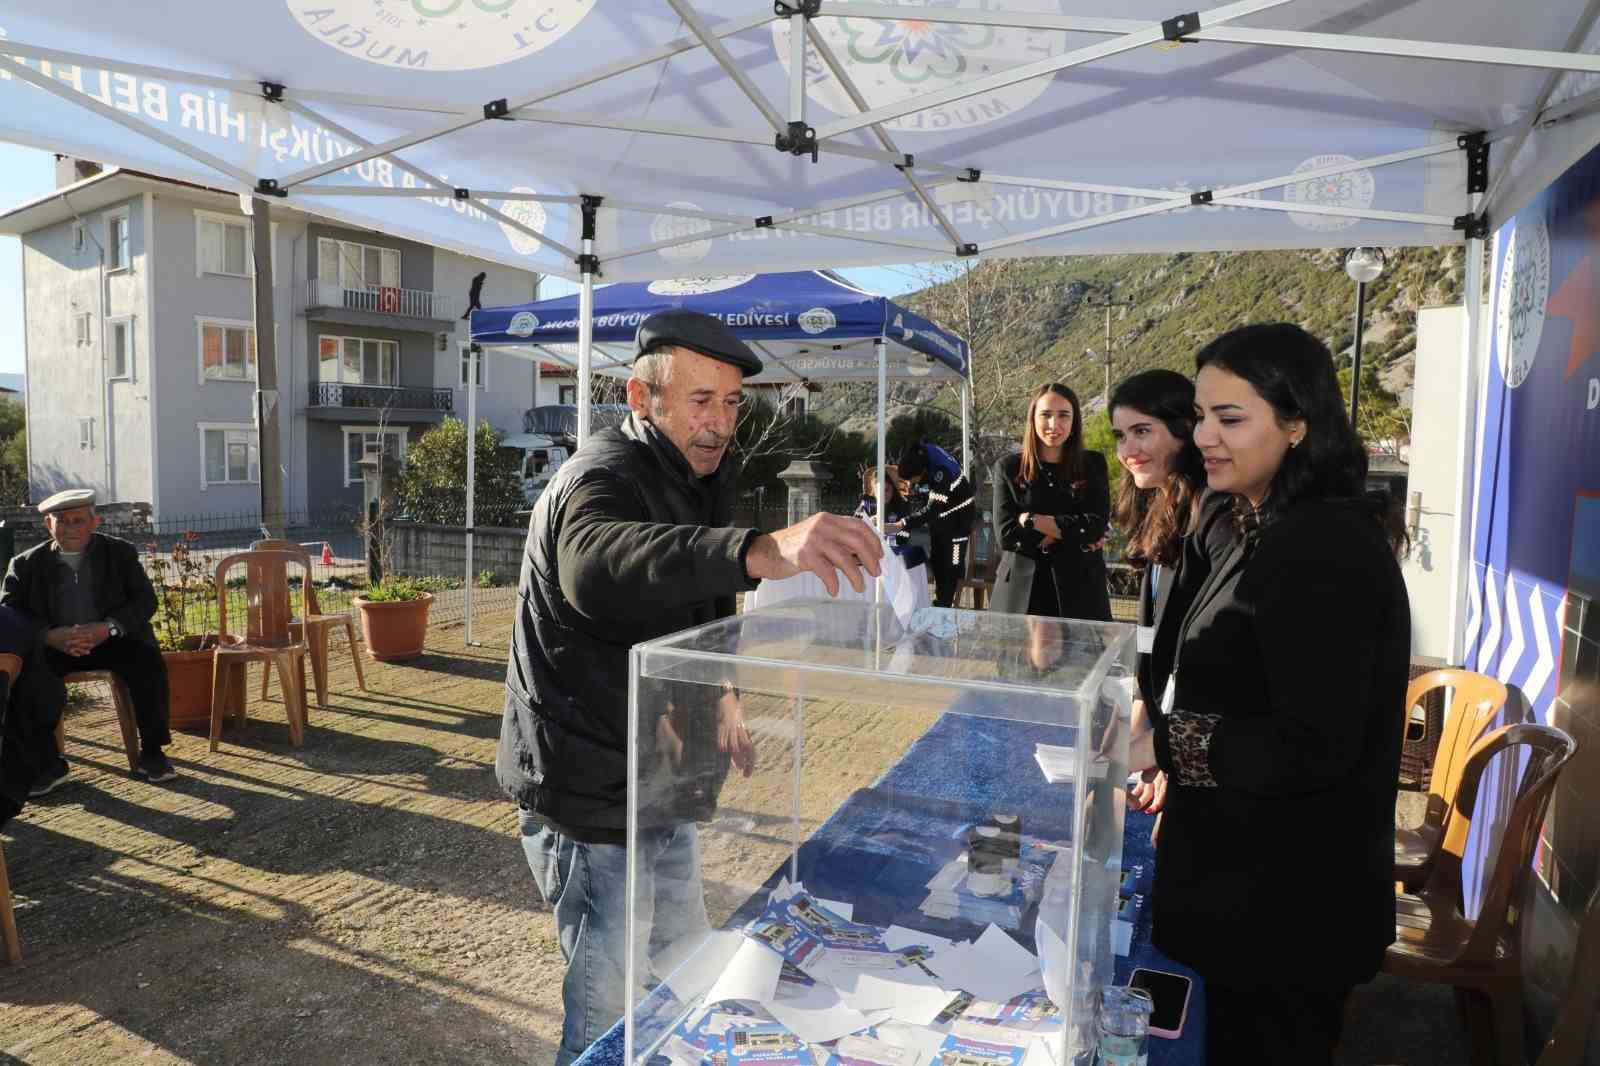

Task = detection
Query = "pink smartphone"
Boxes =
[1129,967,1192,1039]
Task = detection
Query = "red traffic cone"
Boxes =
[321,542,334,566]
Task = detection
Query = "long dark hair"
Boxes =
[1193,323,1377,536]
[1017,383,1087,486]
[1109,370,1206,568]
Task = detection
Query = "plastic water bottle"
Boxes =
[1097,986,1153,1066]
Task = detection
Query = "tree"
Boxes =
[1338,364,1412,459]
[0,398,26,509]
[396,418,525,528]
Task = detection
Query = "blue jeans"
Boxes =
[519,810,709,1066]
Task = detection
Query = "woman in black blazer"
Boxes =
[1106,370,1230,821]
[1129,324,1410,1065]
[988,383,1111,620]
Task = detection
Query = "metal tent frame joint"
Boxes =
[1459,132,1491,194]
[260,82,285,103]
[454,188,470,201]
[1454,212,1491,239]
[1163,11,1202,40]
[776,121,819,161]
[774,0,821,17]
[957,242,979,257]
[1190,189,1215,205]
[483,99,510,120]
[958,168,983,182]
[756,215,775,227]
[895,155,916,172]
[256,178,286,198]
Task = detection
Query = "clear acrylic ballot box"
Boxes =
[626,600,1136,1066]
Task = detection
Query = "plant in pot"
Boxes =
[353,575,434,662]
[145,532,241,729]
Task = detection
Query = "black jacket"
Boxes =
[1149,498,1409,986]
[0,532,159,648]
[1134,490,1233,710]
[988,452,1111,619]
[496,414,760,845]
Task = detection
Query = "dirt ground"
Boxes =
[0,616,935,1066]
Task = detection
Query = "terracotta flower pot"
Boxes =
[163,633,243,730]
[353,593,434,662]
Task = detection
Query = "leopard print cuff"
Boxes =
[1167,710,1221,787]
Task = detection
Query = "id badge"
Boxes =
[1136,625,1154,654]
[1160,675,1176,715]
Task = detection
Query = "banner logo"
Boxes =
[1283,155,1376,232]
[290,0,593,72]
[798,307,837,335]
[651,203,717,265]
[773,0,1068,132]
[1496,215,1551,389]
[646,275,755,296]
[507,312,539,337]
[493,187,547,256]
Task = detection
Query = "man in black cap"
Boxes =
[498,308,882,1065]
[2,489,175,790]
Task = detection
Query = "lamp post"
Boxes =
[1073,291,1134,409]
[1343,247,1387,424]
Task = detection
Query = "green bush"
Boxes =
[396,418,525,528]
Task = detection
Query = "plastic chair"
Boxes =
[208,549,311,752]
[1383,722,1577,1066]
[0,652,22,963]
[1535,884,1600,1066]
[54,671,141,773]
[250,539,366,708]
[1396,669,1509,893]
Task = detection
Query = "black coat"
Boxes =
[988,452,1111,619]
[1134,490,1233,711]
[496,414,759,845]
[1149,498,1410,986]
[0,532,159,648]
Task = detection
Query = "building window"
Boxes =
[199,319,258,382]
[318,334,398,386]
[558,384,576,405]
[107,210,129,271]
[78,417,95,450]
[109,318,133,379]
[74,311,93,347]
[459,344,486,389]
[318,237,401,293]
[198,214,250,276]
[342,427,406,487]
[779,392,807,419]
[200,424,260,488]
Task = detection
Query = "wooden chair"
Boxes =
[250,539,366,708]
[1535,884,1600,1066]
[209,549,311,753]
[956,517,997,610]
[55,671,141,773]
[0,652,22,963]
[1396,669,1509,893]
[1383,722,1577,1066]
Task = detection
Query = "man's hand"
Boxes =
[745,512,884,596]
[656,712,684,771]
[46,624,108,657]
[1031,514,1062,539]
[882,521,905,535]
[716,691,755,778]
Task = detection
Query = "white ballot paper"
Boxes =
[704,937,783,1006]
[766,981,874,1043]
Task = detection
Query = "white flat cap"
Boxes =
[37,488,97,515]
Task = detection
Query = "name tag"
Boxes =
[1136,625,1154,654]
[1160,675,1176,715]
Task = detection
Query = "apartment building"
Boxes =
[0,163,544,519]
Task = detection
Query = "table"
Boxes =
[744,535,932,618]
[573,715,1204,1066]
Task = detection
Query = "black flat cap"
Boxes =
[635,308,762,377]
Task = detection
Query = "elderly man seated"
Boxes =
[0,601,67,825]
[1,489,175,791]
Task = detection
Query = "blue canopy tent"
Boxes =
[460,270,971,637]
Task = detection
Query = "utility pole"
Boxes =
[1074,291,1134,409]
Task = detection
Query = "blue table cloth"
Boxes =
[573,713,1204,1066]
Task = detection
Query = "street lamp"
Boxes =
[1343,247,1387,424]
[1072,291,1135,409]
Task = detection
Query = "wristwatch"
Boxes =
[106,619,123,638]
[1022,514,1035,530]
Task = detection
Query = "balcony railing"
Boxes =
[310,382,454,412]
[306,280,460,321]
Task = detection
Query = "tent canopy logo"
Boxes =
[1496,214,1551,390]
[651,203,716,265]
[798,307,837,335]
[494,187,548,256]
[1283,155,1376,232]
[646,275,754,296]
[507,311,539,337]
[290,0,593,72]
[773,0,1068,132]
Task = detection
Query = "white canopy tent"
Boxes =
[3,0,1600,665]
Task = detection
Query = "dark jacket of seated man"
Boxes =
[1,518,171,779]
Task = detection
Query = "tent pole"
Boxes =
[577,196,600,446]
[1448,215,1488,667]
[465,343,479,647]
[876,336,887,607]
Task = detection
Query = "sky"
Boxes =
[0,141,926,380]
